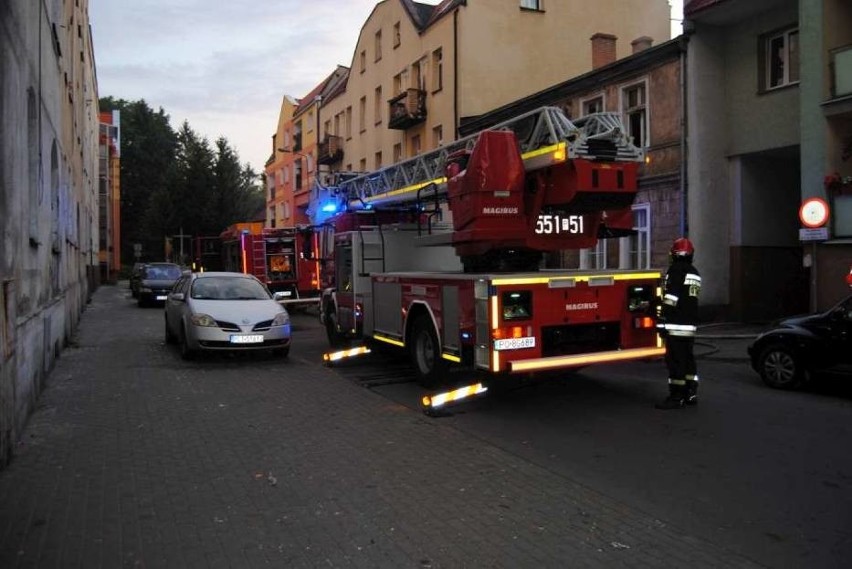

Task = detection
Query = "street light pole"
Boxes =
[173,227,191,265]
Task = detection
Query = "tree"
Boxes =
[99,97,177,263]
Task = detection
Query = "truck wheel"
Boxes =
[409,316,447,388]
[324,306,345,347]
[758,344,806,389]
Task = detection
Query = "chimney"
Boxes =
[591,33,618,69]
[631,36,654,54]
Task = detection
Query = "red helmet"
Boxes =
[671,237,695,258]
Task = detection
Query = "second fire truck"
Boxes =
[311,106,664,388]
[220,225,322,309]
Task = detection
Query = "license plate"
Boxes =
[230,335,264,344]
[155,295,168,301]
[494,337,536,351]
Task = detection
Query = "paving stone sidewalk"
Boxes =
[0,285,765,568]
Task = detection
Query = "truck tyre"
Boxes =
[409,316,447,388]
[324,304,345,347]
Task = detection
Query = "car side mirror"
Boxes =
[272,291,288,302]
[170,292,185,302]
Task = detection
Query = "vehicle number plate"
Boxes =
[155,295,168,301]
[230,335,264,344]
[494,337,536,351]
[534,214,585,235]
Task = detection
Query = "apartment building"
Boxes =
[314,0,670,178]
[99,111,121,282]
[685,0,852,320]
[266,67,348,227]
[0,0,100,469]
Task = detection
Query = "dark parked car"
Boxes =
[137,263,182,307]
[748,295,852,389]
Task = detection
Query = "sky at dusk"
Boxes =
[90,0,685,174]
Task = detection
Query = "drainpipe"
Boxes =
[679,33,690,238]
[453,8,459,138]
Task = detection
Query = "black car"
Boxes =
[748,295,852,389]
[137,263,182,307]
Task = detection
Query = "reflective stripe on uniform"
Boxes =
[668,378,687,386]
[663,294,678,306]
[684,273,701,286]
[663,323,697,337]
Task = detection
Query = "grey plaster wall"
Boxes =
[0,0,99,470]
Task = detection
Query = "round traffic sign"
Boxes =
[799,197,829,228]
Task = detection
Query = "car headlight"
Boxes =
[140,287,152,293]
[190,313,217,327]
[272,311,290,327]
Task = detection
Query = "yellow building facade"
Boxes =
[316,0,670,177]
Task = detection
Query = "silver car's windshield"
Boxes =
[191,277,271,300]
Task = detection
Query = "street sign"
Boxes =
[799,227,829,241]
[799,197,829,228]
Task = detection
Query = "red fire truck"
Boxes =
[312,107,664,389]
[220,225,322,309]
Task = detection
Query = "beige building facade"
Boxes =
[0,0,100,468]
[315,0,670,179]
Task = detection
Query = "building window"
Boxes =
[432,48,443,92]
[412,57,426,91]
[622,81,648,147]
[375,29,382,62]
[360,50,366,73]
[411,134,421,157]
[581,94,604,115]
[295,160,302,190]
[393,143,402,163]
[432,125,443,147]
[764,27,799,90]
[520,0,543,11]
[345,106,352,139]
[619,203,651,269]
[374,86,383,125]
[324,119,331,137]
[375,151,382,169]
[393,72,403,95]
[360,158,367,171]
[359,96,367,133]
[307,110,314,132]
[393,22,401,48]
[269,207,276,228]
[283,202,291,220]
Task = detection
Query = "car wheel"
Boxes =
[164,316,176,344]
[758,344,806,389]
[179,325,195,360]
[409,316,447,388]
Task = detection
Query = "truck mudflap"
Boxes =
[505,345,665,374]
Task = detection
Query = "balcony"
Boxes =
[317,135,344,165]
[388,88,427,130]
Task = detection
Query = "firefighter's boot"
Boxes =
[684,378,699,406]
[655,384,685,410]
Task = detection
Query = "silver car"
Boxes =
[164,272,291,360]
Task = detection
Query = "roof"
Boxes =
[294,65,350,118]
[400,0,465,32]
[684,0,729,17]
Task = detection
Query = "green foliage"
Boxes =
[98,97,263,265]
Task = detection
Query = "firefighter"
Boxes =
[655,237,702,409]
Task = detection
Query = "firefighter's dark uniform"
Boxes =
[656,258,701,408]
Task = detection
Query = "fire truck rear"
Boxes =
[221,226,321,309]
[313,106,664,390]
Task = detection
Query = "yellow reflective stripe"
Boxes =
[492,272,661,286]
